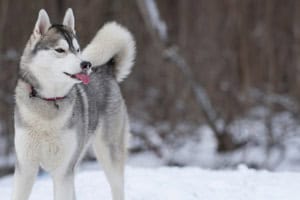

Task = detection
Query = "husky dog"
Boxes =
[12,8,135,200]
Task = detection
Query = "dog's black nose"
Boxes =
[80,61,92,70]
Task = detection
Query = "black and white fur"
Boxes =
[12,8,135,200]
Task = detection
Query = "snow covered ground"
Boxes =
[1,166,300,200]
[129,106,300,171]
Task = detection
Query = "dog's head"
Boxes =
[20,9,91,98]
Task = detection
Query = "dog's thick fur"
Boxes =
[12,8,135,200]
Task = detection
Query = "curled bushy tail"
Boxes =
[82,22,136,82]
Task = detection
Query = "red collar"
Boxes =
[43,96,66,101]
[29,86,66,101]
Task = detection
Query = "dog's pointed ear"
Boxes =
[63,8,75,32]
[33,9,51,36]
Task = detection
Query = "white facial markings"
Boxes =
[28,40,83,98]
[72,38,80,51]
[56,39,69,51]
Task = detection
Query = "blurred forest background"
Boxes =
[1,0,300,175]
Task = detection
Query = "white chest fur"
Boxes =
[15,102,78,173]
[39,129,77,172]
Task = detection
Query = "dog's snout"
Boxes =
[80,61,92,70]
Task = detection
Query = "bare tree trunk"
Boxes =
[0,0,9,52]
[235,0,250,92]
[56,0,65,18]
[265,0,275,145]
[0,0,10,157]
[293,1,300,96]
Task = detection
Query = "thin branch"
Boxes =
[136,0,248,151]
[136,0,220,133]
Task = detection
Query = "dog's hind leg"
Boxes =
[93,127,127,200]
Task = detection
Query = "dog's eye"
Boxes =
[76,49,80,53]
[55,48,66,53]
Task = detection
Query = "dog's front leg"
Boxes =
[53,174,76,200]
[11,157,39,200]
[12,128,39,200]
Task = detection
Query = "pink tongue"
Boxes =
[74,73,90,85]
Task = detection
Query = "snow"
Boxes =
[1,166,300,200]
[127,103,300,171]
